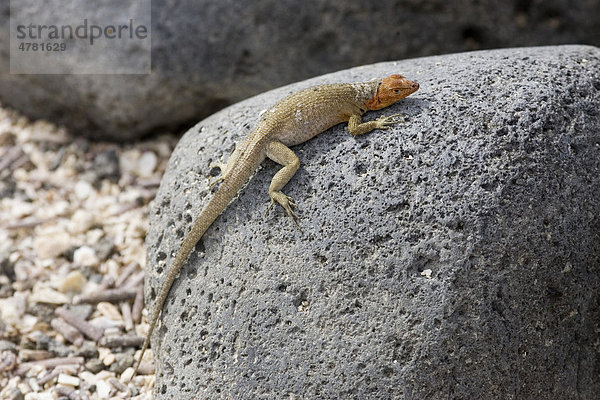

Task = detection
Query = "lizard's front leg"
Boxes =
[264,140,300,225]
[347,113,405,136]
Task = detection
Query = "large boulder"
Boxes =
[0,1,599,140]
[145,45,600,399]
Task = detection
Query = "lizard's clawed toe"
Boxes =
[266,191,301,229]
[208,176,224,191]
[264,199,275,218]
[377,113,406,129]
[387,113,406,123]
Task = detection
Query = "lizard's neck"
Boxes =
[348,81,379,110]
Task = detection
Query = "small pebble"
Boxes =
[1,387,23,400]
[102,327,123,337]
[0,275,14,298]
[63,304,93,320]
[28,378,41,392]
[46,341,72,358]
[101,351,116,367]
[73,246,99,267]
[86,229,104,246]
[17,382,31,395]
[11,201,35,219]
[0,294,26,325]
[0,351,17,371]
[120,367,134,383]
[93,149,121,182]
[109,353,134,374]
[59,271,87,293]
[68,210,95,234]
[89,316,124,330]
[95,379,112,398]
[24,394,54,400]
[96,302,122,321]
[79,370,98,385]
[20,315,39,331]
[29,286,69,305]
[33,232,71,259]
[0,340,19,352]
[92,237,116,261]
[108,377,129,393]
[95,370,115,380]
[0,130,15,145]
[57,373,79,387]
[18,349,53,361]
[22,330,51,349]
[74,180,94,200]
[73,342,99,359]
[84,358,104,374]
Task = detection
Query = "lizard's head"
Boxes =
[365,74,419,111]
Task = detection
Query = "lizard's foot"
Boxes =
[208,159,228,190]
[208,176,224,191]
[375,113,406,130]
[265,191,301,229]
[210,159,227,172]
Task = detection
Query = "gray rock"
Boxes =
[109,352,135,374]
[1,1,599,140]
[92,236,116,262]
[91,149,121,183]
[149,45,600,399]
[84,358,104,374]
[73,341,99,359]
[47,341,73,358]
[63,304,94,321]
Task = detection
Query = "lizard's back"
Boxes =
[258,82,375,146]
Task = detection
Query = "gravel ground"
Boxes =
[0,104,178,399]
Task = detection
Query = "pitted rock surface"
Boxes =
[147,45,600,399]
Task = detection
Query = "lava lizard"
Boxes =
[133,74,419,376]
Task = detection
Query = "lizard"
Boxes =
[132,74,419,377]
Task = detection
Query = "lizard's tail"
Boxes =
[131,181,237,378]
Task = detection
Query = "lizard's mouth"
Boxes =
[398,82,419,98]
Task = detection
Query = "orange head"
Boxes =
[365,74,419,111]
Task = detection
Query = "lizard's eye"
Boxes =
[394,89,400,93]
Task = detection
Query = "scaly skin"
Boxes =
[132,74,419,377]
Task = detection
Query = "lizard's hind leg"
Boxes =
[264,140,300,226]
[209,146,242,190]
